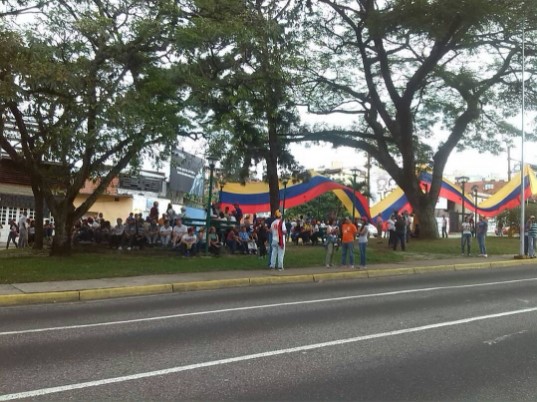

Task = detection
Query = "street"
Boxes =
[2,266,537,400]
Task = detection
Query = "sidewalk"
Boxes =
[0,252,533,307]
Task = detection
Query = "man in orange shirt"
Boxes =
[340,216,358,268]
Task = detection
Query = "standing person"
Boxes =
[527,216,537,258]
[149,201,159,221]
[393,214,406,251]
[6,219,18,249]
[340,216,358,268]
[476,216,488,257]
[166,203,176,226]
[358,217,369,269]
[387,214,395,247]
[265,213,275,267]
[17,211,28,248]
[441,215,448,238]
[324,219,339,268]
[461,216,472,256]
[269,210,287,271]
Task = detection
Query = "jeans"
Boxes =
[477,234,486,255]
[270,241,285,269]
[325,242,335,266]
[461,233,471,255]
[358,242,367,266]
[528,236,536,257]
[341,241,355,266]
[393,232,405,251]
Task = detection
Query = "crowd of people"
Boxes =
[4,212,54,249]
[4,202,502,268]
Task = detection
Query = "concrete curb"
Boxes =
[0,259,535,307]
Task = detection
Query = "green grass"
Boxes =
[0,236,521,284]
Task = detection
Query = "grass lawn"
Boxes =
[0,235,521,284]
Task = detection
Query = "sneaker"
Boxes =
[350,265,355,269]
[278,267,284,271]
[325,264,331,268]
[127,247,131,251]
[483,254,488,258]
[118,246,122,250]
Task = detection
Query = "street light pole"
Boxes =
[456,176,469,227]
[471,185,478,230]
[205,156,217,255]
[281,176,289,221]
[351,168,359,222]
[519,21,526,257]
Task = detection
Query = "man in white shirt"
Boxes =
[17,212,28,248]
[172,218,188,247]
[159,221,173,247]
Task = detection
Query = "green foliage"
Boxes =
[0,0,191,253]
[496,202,537,232]
[295,0,537,238]
[180,0,305,184]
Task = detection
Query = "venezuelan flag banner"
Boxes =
[369,165,537,220]
[219,174,370,218]
[474,165,537,216]
[370,187,411,220]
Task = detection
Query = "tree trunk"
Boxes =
[50,212,73,256]
[32,182,44,250]
[414,202,439,239]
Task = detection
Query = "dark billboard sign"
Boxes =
[169,150,205,196]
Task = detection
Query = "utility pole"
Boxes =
[507,146,511,181]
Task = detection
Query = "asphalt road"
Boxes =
[2,266,537,401]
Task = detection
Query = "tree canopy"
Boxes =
[0,0,189,254]
[292,0,537,237]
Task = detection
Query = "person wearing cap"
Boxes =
[269,210,287,271]
[528,216,537,258]
[340,216,358,268]
[357,217,369,268]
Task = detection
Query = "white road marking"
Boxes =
[1,306,537,400]
[483,330,528,345]
[2,276,537,336]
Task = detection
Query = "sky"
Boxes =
[289,142,514,182]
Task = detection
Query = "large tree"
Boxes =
[0,0,188,255]
[296,0,537,237]
[180,0,304,214]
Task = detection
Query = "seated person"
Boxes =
[179,227,197,256]
[159,221,172,247]
[225,227,241,254]
[146,218,159,246]
[238,226,251,254]
[196,227,207,252]
[208,226,222,255]
[310,220,321,245]
[247,230,258,255]
[172,218,188,248]
[109,218,125,249]
[122,217,137,250]
[300,220,313,244]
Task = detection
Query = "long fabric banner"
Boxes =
[218,165,537,220]
[219,174,370,218]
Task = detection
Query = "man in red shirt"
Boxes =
[340,216,358,268]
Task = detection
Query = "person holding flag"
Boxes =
[269,210,287,271]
